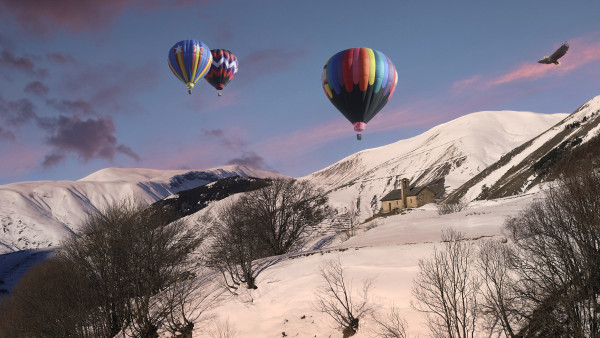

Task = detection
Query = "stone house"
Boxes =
[380,178,436,213]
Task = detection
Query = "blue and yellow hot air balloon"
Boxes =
[322,47,398,140]
[168,40,213,94]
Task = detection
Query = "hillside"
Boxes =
[0,99,593,336]
[151,176,272,220]
[304,110,566,217]
[0,165,285,253]
[446,94,600,202]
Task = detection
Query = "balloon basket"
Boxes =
[218,92,222,96]
[357,133,362,141]
[188,89,192,94]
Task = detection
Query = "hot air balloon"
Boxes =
[322,47,398,140]
[168,39,213,94]
[205,49,239,96]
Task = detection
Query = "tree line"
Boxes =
[412,158,600,337]
[3,157,599,337]
[0,178,329,337]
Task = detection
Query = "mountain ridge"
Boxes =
[446,94,600,202]
[305,109,567,216]
[0,165,285,253]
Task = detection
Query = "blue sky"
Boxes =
[0,0,599,185]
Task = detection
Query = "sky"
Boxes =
[0,0,599,185]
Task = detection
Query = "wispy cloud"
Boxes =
[453,36,600,91]
[0,50,48,77]
[203,128,245,150]
[0,97,38,127]
[451,75,482,92]
[227,152,270,169]
[0,95,140,170]
[43,115,140,168]
[257,118,350,159]
[24,81,50,97]
[203,127,275,171]
[45,99,96,116]
[0,126,15,140]
[0,0,213,35]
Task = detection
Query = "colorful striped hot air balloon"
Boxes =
[205,49,238,96]
[168,40,213,94]
[322,47,398,140]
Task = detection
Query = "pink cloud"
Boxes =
[24,81,50,97]
[451,75,481,92]
[0,50,47,77]
[488,62,558,87]
[0,0,212,35]
[0,126,15,140]
[489,39,600,86]
[451,36,600,91]
[257,118,349,159]
[43,115,140,167]
[54,59,160,115]
[46,53,78,65]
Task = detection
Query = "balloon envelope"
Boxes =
[205,49,239,93]
[322,47,397,134]
[168,40,213,93]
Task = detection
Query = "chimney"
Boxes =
[401,178,409,205]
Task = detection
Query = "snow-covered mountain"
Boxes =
[447,94,600,202]
[304,110,566,216]
[0,165,285,253]
[0,109,569,254]
[3,94,600,336]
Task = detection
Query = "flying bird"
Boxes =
[537,43,569,65]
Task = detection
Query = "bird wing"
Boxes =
[550,43,569,61]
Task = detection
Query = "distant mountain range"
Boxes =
[2,94,600,334]
[0,165,285,253]
[2,94,600,255]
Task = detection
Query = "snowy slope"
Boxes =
[447,94,600,202]
[195,189,541,337]
[0,165,285,253]
[304,110,566,217]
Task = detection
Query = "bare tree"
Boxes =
[314,258,374,337]
[162,267,224,337]
[208,318,238,338]
[56,200,203,337]
[206,179,328,291]
[503,159,600,337]
[332,200,361,239]
[0,257,99,337]
[475,238,519,337]
[121,205,203,337]
[371,304,408,338]
[411,229,480,338]
[436,198,468,215]
[243,179,330,256]
[204,199,275,291]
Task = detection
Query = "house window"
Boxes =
[389,202,391,210]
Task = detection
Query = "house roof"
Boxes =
[380,189,404,201]
[407,186,431,197]
[380,186,434,201]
